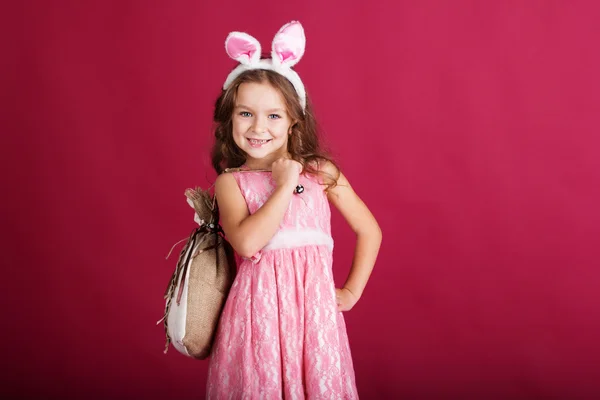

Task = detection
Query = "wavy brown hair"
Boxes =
[210,67,339,189]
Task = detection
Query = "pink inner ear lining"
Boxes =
[272,22,305,64]
[273,39,302,63]
[226,36,258,60]
[278,50,296,62]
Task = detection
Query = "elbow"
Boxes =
[371,225,383,244]
[237,249,257,259]
[233,241,262,259]
[357,221,382,239]
[227,228,268,259]
[376,224,382,241]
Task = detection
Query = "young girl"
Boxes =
[206,21,382,399]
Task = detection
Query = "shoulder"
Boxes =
[214,172,248,215]
[307,159,343,186]
[316,159,340,177]
[215,170,236,186]
[214,172,240,196]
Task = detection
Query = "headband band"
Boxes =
[223,21,307,110]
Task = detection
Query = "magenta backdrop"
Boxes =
[3,1,600,399]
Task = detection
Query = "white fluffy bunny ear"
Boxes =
[225,32,261,65]
[271,21,305,68]
[222,21,308,110]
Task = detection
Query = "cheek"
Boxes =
[230,121,243,143]
[273,122,291,138]
[274,129,289,145]
[232,120,247,138]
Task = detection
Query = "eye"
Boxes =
[268,114,281,119]
[239,111,252,117]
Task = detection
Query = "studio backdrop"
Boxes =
[3,1,600,398]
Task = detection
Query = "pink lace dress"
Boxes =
[206,170,358,399]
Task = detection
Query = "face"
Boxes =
[232,81,294,168]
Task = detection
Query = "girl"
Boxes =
[206,21,382,399]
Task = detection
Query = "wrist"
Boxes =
[276,181,298,192]
[272,184,296,201]
[342,286,361,300]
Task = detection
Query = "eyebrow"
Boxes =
[235,104,286,113]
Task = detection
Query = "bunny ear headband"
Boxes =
[223,21,307,110]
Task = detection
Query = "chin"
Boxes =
[242,148,270,160]
[248,145,285,157]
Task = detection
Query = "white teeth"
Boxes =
[249,139,269,144]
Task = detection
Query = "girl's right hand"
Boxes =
[271,158,302,190]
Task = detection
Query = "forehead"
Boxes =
[235,82,287,109]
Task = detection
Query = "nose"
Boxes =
[252,116,268,134]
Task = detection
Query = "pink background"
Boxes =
[3,1,600,398]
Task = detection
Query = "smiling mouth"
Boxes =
[247,138,272,147]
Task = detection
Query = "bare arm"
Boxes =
[324,163,382,310]
[215,159,302,258]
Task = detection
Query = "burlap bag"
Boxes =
[159,187,236,359]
